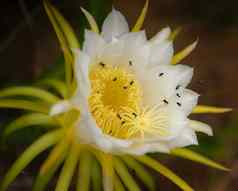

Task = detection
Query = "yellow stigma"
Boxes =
[89,64,142,139]
[122,106,170,138]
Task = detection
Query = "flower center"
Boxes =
[89,64,142,138]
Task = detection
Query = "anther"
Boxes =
[177,102,182,106]
[163,99,169,104]
[130,81,134,85]
[176,93,181,98]
[113,77,117,81]
[121,121,125,125]
[123,86,128,90]
[129,60,133,66]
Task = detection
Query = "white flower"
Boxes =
[51,8,212,155]
[0,3,230,191]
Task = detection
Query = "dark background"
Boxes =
[0,0,238,190]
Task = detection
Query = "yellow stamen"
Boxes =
[122,106,170,138]
[88,64,170,139]
[89,65,141,139]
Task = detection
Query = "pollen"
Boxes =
[89,65,142,138]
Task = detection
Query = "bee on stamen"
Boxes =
[132,112,137,117]
[117,114,122,120]
[99,62,106,67]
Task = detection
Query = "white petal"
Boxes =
[120,30,147,46]
[166,107,189,138]
[122,45,150,72]
[170,88,199,116]
[140,64,194,106]
[168,128,198,148]
[102,38,124,57]
[99,38,125,67]
[120,31,149,69]
[189,120,213,136]
[73,50,91,100]
[179,89,199,115]
[149,27,171,45]
[149,41,174,67]
[83,30,105,59]
[123,142,170,155]
[102,9,129,42]
[76,106,101,144]
[175,65,194,87]
[98,32,149,69]
[96,134,132,154]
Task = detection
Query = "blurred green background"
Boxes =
[0,0,238,190]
